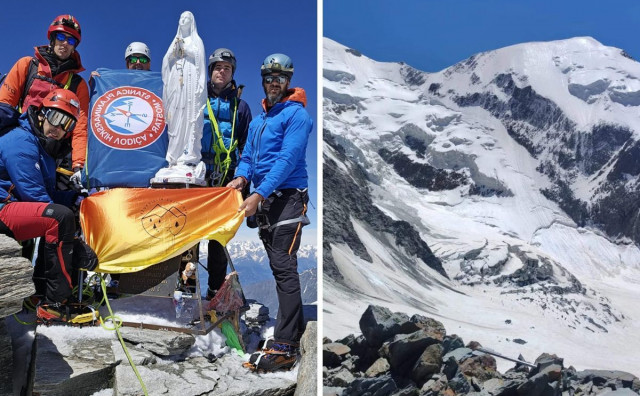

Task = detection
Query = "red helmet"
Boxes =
[42,89,81,119]
[48,15,81,45]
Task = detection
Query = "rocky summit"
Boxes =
[323,305,640,396]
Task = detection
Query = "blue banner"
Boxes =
[86,68,168,188]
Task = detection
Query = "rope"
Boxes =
[12,313,35,325]
[206,98,238,186]
[99,277,148,396]
[11,275,147,395]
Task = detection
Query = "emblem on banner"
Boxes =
[91,86,166,150]
[141,202,187,239]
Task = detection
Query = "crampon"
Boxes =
[242,340,299,373]
[36,302,101,326]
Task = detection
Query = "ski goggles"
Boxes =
[55,32,78,46]
[127,55,150,64]
[263,75,288,84]
[44,108,77,133]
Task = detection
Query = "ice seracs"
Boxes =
[323,36,640,375]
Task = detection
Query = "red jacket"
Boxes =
[0,46,89,169]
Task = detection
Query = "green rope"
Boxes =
[12,275,147,395]
[12,313,35,326]
[206,98,238,186]
[99,277,148,396]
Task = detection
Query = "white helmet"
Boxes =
[125,42,151,61]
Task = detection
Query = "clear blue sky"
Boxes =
[0,1,318,244]
[325,0,640,72]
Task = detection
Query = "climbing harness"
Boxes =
[206,98,237,186]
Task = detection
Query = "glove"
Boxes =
[72,192,88,212]
[70,169,84,191]
[74,193,86,207]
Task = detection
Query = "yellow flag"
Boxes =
[80,187,244,273]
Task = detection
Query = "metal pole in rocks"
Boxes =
[476,347,537,368]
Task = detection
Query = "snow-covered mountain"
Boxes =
[199,240,316,285]
[198,240,317,315]
[323,36,640,375]
[244,268,317,315]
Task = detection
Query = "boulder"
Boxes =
[516,372,553,396]
[111,340,157,365]
[115,354,296,396]
[359,305,418,348]
[530,353,563,377]
[295,321,317,396]
[443,347,474,363]
[458,353,500,382]
[243,301,270,332]
[575,370,640,393]
[412,343,443,386]
[336,333,378,371]
[442,334,465,355]
[421,374,452,395]
[449,370,471,394]
[343,373,399,396]
[0,319,13,395]
[32,326,116,396]
[119,327,195,356]
[378,329,441,374]
[0,235,34,318]
[324,366,355,387]
[442,355,459,381]
[409,314,446,341]
[365,357,391,378]
[323,342,351,368]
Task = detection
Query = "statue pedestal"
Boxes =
[151,161,207,186]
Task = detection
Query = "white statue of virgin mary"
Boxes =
[153,11,207,184]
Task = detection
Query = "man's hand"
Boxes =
[239,193,263,217]
[227,177,247,191]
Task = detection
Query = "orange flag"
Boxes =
[80,187,244,273]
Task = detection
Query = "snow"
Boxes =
[6,290,281,392]
[323,36,640,377]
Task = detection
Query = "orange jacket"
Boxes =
[0,46,89,169]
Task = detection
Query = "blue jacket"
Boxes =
[235,87,313,198]
[201,81,252,180]
[0,112,75,205]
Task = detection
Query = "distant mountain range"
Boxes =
[197,240,317,314]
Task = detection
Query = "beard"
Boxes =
[266,92,284,106]
[263,80,289,107]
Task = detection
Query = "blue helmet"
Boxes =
[260,53,294,78]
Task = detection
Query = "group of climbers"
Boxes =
[0,15,92,323]
[0,14,313,373]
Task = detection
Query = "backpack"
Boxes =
[0,59,83,137]
[18,58,83,112]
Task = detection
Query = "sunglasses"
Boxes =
[55,32,78,46]
[263,75,288,84]
[44,108,77,133]
[127,55,150,64]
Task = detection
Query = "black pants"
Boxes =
[205,170,246,294]
[0,202,75,303]
[258,189,309,345]
[207,239,228,293]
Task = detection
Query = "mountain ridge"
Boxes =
[323,36,640,375]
